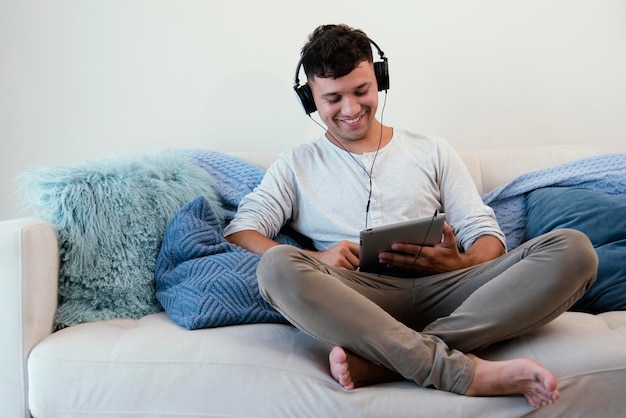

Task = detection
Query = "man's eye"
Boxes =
[355,89,368,96]
[326,97,340,104]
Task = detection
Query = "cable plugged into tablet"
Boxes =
[411,210,439,267]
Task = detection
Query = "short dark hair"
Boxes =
[301,24,373,80]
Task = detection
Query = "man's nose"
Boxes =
[341,95,360,116]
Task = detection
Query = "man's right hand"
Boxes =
[306,240,360,270]
[227,231,360,270]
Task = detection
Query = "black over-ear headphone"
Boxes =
[293,39,390,115]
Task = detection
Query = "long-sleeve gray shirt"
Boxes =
[224,130,505,252]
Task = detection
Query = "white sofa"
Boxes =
[2,144,626,418]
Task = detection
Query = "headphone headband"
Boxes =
[293,38,390,115]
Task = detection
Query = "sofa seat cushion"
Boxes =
[28,312,626,417]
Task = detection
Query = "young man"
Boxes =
[224,24,597,408]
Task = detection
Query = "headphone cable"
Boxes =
[308,90,388,229]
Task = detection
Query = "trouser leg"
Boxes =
[419,229,597,353]
[257,245,473,394]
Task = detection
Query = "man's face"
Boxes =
[309,60,379,143]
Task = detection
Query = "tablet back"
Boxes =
[359,212,446,274]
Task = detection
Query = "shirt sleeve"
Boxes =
[435,139,507,251]
[223,155,296,239]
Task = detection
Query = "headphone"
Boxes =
[293,39,390,115]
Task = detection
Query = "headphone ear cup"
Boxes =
[374,59,390,91]
[295,83,317,114]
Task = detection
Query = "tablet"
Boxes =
[359,212,446,274]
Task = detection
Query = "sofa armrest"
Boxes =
[0,218,59,418]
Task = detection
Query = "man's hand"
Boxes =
[307,240,360,270]
[227,230,361,270]
[377,223,505,275]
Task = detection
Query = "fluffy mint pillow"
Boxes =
[19,152,222,329]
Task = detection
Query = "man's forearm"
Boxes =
[463,235,506,267]
[225,230,279,255]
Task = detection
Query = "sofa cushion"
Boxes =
[482,152,626,250]
[27,311,626,417]
[155,195,289,329]
[525,187,626,313]
[19,152,221,329]
[183,149,265,223]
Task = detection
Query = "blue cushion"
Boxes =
[183,149,265,224]
[155,196,287,329]
[525,187,626,313]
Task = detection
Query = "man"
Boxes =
[225,24,597,408]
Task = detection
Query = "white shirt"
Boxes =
[224,130,505,252]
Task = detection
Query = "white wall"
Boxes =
[1,0,625,220]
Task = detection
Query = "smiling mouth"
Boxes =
[341,114,363,125]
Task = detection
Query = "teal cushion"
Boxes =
[19,152,221,329]
[525,187,626,313]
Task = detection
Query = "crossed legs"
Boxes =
[257,229,597,407]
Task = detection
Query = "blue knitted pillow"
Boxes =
[155,195,287,329]
[19,152,222,329]
[184,149,265,223]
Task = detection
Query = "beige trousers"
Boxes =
[257,229,597,394]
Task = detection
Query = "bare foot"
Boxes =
[464,354,560,408]
[329,346,402,389]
